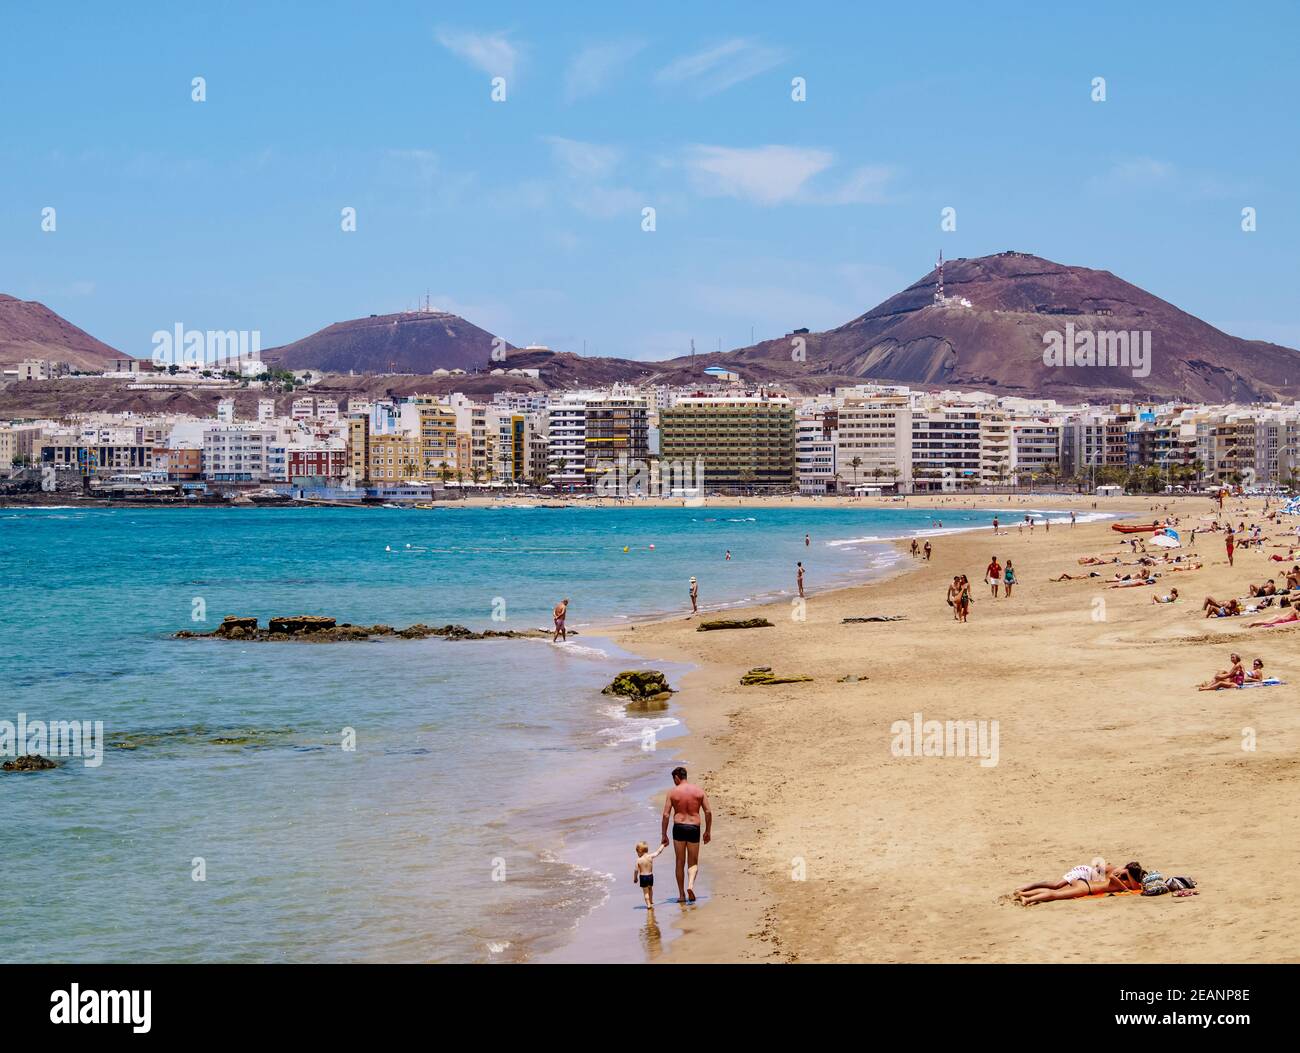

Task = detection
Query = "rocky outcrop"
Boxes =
[268,615,336,634]
[3,754,59,771]
[842,615,905,623]
[602,670,675,711]
[740,667,813,686]
[176,616,571,643]
[696,618,774,632]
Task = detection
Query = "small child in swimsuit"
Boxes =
[633,841,667,908]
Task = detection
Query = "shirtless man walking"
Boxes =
[660,766,712,903]
[552,598,569,642]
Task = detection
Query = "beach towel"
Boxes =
[1239,678,1284,689]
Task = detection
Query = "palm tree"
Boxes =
[849,456,863,487]
[437,461,451,488]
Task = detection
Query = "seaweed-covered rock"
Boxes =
[740,668,813,686]
[3,754,59,771]
[602,670,675,707]
[696,618,774,632]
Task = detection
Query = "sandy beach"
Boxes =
[599,494,1300,963]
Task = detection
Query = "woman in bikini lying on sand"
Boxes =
[1015,859,1145,905]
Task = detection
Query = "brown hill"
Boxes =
[709,252,1300,401]
[0,295,125,370]
[262,310,514,374]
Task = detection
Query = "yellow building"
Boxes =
[368,433,422,483]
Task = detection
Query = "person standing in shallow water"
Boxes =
[796,561,805,598]
[552,598,569,642]
[661,766,712,903]
[688,576,698,615]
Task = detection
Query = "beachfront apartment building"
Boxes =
[202,426,280,483]
[658,396,797,492]
[367,432,422,483]
[910,407,982,491]
[0,424,42,466]
[582,394,652,486]
[287,442,347,481]
[1009,419,1063,484]
[398,397,460,482]
[796,411,837,494]
[39,433,156,477]
[546,396,588,490]
[979,411,1014,487]
[835,396,911,491]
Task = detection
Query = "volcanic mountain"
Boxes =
[707,251,1300,402]
[262,310,514,374]
[0,294,125,370]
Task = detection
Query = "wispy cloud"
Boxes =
[1088,157,1173,192]
[684,145,832,205]
[435,29,520,79]
[543,136,621,181]
[1086,157,1242,200]
[656,38,785,96]
[384,148,439,184]
[565,39,646,101]
[817,165,897,205]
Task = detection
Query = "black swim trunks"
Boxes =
[639,874,653,888]
[672,822,701,844]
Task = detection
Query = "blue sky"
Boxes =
[3,1,1297,360]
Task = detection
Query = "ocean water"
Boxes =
[0,502,1016,963]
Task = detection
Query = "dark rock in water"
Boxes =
[602,670,675,709]
[269,615,337,635]
[174,615,575,643]
[696,618,773,632]
[3,754,59,771]
[215,616,258,637]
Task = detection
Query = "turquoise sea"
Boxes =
[1,502,1026,963]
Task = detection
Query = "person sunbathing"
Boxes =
[1015,860,1145,905]
[1249,609,1299,628]
[1202,597,1242,618]
[1109,575,1157,588]
[1248,580,1278,597]
[1245,658,1266,682]
[1198,653,1245,690]
[1152,588,1179,604]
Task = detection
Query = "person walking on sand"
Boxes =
[552,598,569,642]
[661,766,712,903]
[1226,530,1235,567]
[958,575,972,622]
[1071,511,1076,528]
[924,540,932,561]
[796,561,805,598]
[993,515,999,534]
[986,555,1002,598]
[688,576,698,615]
[911,538,919,559]
[1003,559,1016,598]
[633,840,667,909]
[946,576,961,620]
